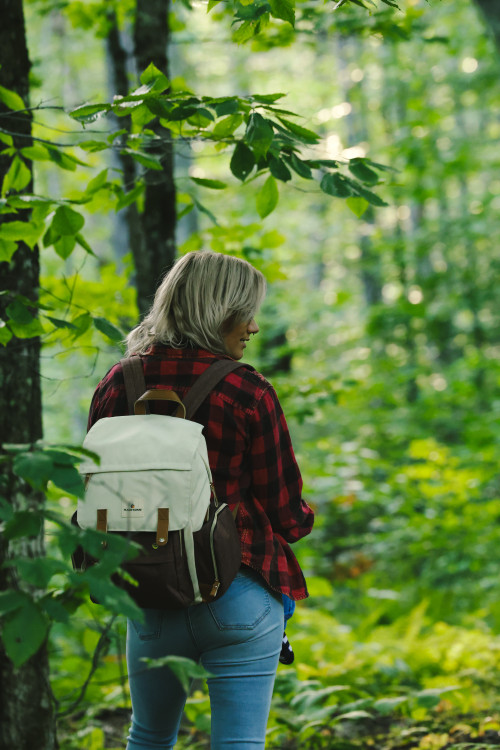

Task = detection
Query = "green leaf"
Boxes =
[0,220,43,249]
[0,320,13,345]
[268,155,292,182]
[84,573,143,620]
[145,97,173,119]
[256,175,279,218]
[373,697,408,715]
[85,169,108,195]
[2,600,49,668]
[214,99,240,117]
[190,178,227,190]
[45,148,86,171]
[3,510,43,540]
[8,558,68,589]
[167,105,199,122]
[2,156,31,194]
[245,113,274,160]
[71,312,92,338]
[126,150,164,171]
[20,144,50,162]
[6,194,52,209]
[277,117,319,143]
[44,316,78,330]
[141,655,212,693]
[13,451,54,489]
[193,199,219,226]
[346,196,369,217]
[8,316,45,339]
[50,465,85,497]
[0,590,27,616]
[269,0,295,25]
[252,93,286,104]
[230,142,255,181]
[70,102,111,123]
[93,316,124,343]
[78,140,109,153]
[6,298,34,325]
[284,153,312,179]
[177,203,194,220]
[0,132,14,146]
[233,20,259,44]
[0,237,18,263]
[348,158,379,186]
[75,233,95,255]
[139,63,170,94]
[213,113,244,138]
[116,183,145,211]
[54,235,76,259]
[52,205,85,236]
[352,183,387,207]
[0,85,25,111]
[334,710,373,721]
[320,172,353,198]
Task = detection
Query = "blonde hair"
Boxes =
[126,251,266,356]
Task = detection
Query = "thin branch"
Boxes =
[56,615,118,718]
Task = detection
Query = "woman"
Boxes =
[87,251,314,750]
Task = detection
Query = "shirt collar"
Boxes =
[144,344,233,361]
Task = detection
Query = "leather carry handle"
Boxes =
[134,389,186,419]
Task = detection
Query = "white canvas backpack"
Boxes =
[75,356,243,608]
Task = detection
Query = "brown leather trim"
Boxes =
[156,508,169,546]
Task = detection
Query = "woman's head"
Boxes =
[126,251,266,357]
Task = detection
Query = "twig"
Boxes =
[56,615,118,718]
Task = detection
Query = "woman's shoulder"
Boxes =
[218,362,276,414]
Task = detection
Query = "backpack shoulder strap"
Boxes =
[120,355,250,420]
[120,355,148,415]
[183,359,248,420]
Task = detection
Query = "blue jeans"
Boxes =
[126,568,284,749]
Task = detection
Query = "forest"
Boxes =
[1,0,500,747]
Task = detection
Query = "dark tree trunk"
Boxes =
[0,2,55,748]
[104,0,177,315]
[474,0,500,54]
[132,0,177,314]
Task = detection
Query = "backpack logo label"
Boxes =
[122,501,144,518]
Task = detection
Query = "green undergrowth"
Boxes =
[53,597,500,749]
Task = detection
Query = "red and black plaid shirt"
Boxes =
[87,345,314,600]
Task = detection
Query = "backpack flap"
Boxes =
[78,413,212,534]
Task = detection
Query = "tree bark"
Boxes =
[132,0,177,314]
[104,0,177,315]
[0,2,56,748]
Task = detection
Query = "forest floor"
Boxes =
[58,707,500,749]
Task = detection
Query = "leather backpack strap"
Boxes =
[120,355,149,415]
[183,359,248,420]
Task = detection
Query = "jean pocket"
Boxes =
[208,571,271,630]
[129,608,163,640]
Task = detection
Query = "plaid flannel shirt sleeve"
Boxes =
[248,385,314,544]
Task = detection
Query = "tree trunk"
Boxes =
[104,0,177,315]
[473,0,500,54]
[0,2,56,747]
[132,0,177,314]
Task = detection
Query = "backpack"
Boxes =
[72,356,243,609]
